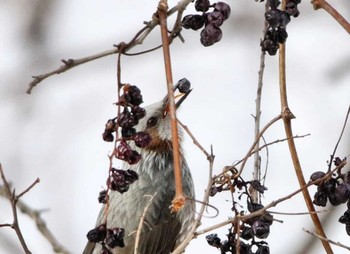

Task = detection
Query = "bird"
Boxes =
[83,93,195,254]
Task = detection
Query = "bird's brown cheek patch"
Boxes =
[144,128,172,152]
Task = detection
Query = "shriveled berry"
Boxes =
[118,109,138,128]
[276,28,288,43]
[134,131,152,148]
[286,2,299,17]
[310,171,326,184]
[214,2,231,20]
[332,183,350,205]
[320,178,337,195]
[256,245,270,254]
[115,140,133,161]
[103,131,114,142]
[121,127,136,138]
[98,190,108,204]
[182,14,205,30]
[241,226,253,240]
[339,210,350,224]
[124,169,139,184]
[86,224,107,243]
[105,228,125,248]
[252,220,270,239]
[265,9,279,28]
[195,0,211,12]
[207,11,224,28]
[177,78,191,94]
[123,85,143,106]
[206,233,221,247]
[200,24,222,47]
[131,106,146,120]
[313,191,328,207]
[267,0,281,9]
[107,169,129,193]
[127,150,142,165]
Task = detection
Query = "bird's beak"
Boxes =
[162,87,192,117]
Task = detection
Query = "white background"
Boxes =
[0,0,349,253]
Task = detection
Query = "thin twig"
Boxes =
[195,160,346,236]
[0,165,33,254]
[278,7,333,250]
[328,105,350,171]
[134,194,157,254]
[26,0,194,94]
[303,228,350,251]
[311,0,350,34]
[177,119,210,159]
[0,170,71,254]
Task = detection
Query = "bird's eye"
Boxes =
[147,116,158,128]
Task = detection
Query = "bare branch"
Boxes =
[303,228,350,251]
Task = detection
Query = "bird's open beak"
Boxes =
[162,87,192,116]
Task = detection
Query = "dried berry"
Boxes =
[206,11,224,28]
[310,171,326,184]
[121,127,136,138]
[107,169,130,193]
[118,109,138,129]
[103,131,114,142]
[86,224,107,243]
[213,2,231,20]
[252,220,270,239]
[182,14,206,30]
[200,24,222,47]
[124,169,139,184]
[177,78,191,94]
[123,85,143,106]
[98,190,108,204]
[195,0,211,12]
[206,233,221,247]
[339,210,350,224]
[313,191,328,207]
[126,150,142,165]
[131,106,146,120]
[133,131,152,148]
[115,140,133,161]
[105,228,125,248]
[256,245,270,254]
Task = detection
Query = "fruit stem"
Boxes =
[158,0,184,212]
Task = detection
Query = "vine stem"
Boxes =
[278,39,333,254]
[157,0,185,212]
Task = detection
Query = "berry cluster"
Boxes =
[181,0,231,47]
[310,157,350,235]
[260,0,300,55]
[107,168,138,194]
[87,223,125,253]
[102,84,151,165]
[87,85,150,251]
[207,168,272,253]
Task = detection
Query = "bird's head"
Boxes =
[134,91,191,153]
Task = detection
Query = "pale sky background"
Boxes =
[0,0,350,254]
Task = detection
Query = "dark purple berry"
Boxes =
[265,9,279,28]
[310,171,326,184]
[252,220,270,239]
[267,0,281,9]
[105,119,116,132]
[127,150,142,165]
[107,169,129,193]
[86,224,107,243]
[134,131,152,148]
[339,210,350,224]
[195,0,211,12]
[206,233,221,247]
[346,224,350,236]
[256,245,270,254]
[332,183,350,205]
[177,78,191,94]
[105,228,125,248]
[121,127,136,138]
[123,85,143,106]
[286,2,299,17]
[319,178,337,195]
[182,14,206,30]
[124,169,139,184]
[131,106,146,120]
[206,11,224,28]
[241,226,253,240]
[278,11,291,28]
[276,28,288,43]
[115,140,133,161]
[98,190,108,204]
[200,24,222,47]
[213,2,231,20]
[261,39,279,55]
[118,109,138,129]
[103,131,114,142]
[313,191,328,207]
